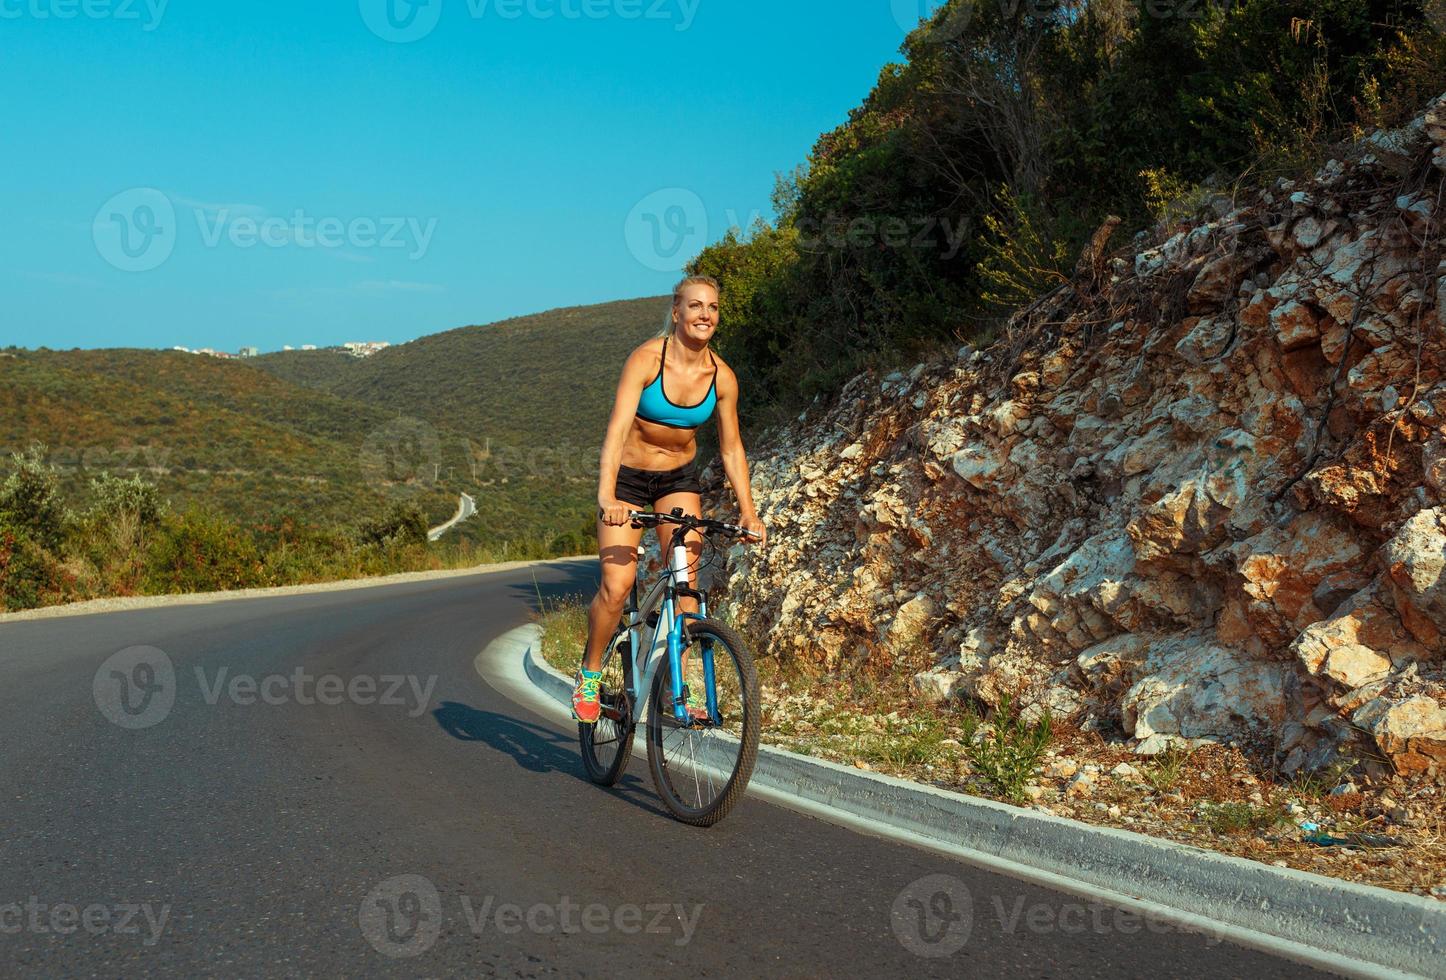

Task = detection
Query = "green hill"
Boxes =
[253,295,670,548]
[0,348,456,528]
[2,295,670,554]
[253,295,668,446]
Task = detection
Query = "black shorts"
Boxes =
[614,460,702,509]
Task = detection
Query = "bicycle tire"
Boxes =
[645,619,760,826]
[579,629,635,786]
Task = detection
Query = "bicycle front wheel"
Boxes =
[645,619,760,826]
[579,630,635,786]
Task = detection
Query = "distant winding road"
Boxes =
[0,561,1327,977]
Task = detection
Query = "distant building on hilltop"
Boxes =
[342,341,391,358]
[301,344,317,351]
[238,346,259,358]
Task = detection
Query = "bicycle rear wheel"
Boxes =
[579,630,635,786]
[645,619,760,826]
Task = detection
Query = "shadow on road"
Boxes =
[432,700,670,818]
[511,561,599,617]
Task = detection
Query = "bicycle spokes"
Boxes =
[646,620,759,825]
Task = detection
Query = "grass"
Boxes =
[964,695,1053,804]
[1143,746,1194,793]
[536,591,589,675]
[1286,758,1357,800]
[1198,801,1282,836]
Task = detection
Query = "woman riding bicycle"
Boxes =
[572,275,767,723]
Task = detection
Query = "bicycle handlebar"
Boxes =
[628,509,762,541]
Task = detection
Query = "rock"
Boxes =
[1046,759,1079,780]
[951,445,1008,491]
[889,593,938,649]
[1292,592,1420,693]
[713,102,1446,795]
[1271,299,1322,351]
[1122,638,1288,741]
[1381,508,1446,645]
[1329,782,1357,796]
[1065,772,1095,798]
[1109,762,1142,781]
[1353,694,1446,778]
[1023,785,1045,801]
[911,669,963,705]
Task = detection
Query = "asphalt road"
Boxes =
[0,561,1332,978]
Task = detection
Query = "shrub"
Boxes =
[965,695,1053,803]
[0,518,64,611]
[0,445,69,553]
[144,508,264,594]
[84,471,165,527]
[693,0,1443,420]
[357,502,429,549]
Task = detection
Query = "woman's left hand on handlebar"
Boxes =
[740,515,767,546]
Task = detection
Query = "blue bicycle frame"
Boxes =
[622,542,718,727]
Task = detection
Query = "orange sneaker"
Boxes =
[572,669,602,724]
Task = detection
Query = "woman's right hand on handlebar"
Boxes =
[598,499,634,527]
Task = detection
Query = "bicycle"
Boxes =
[578,507,762,827]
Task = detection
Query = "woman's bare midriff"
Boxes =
[620,418,697,470]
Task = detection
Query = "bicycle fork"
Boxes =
[665,602,719,727]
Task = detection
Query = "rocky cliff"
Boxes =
[710,95,1446,783]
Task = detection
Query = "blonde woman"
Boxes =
[573,275,767,722]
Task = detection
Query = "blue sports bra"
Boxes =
[635,336,718,429]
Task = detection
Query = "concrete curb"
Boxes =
[506,624,1444,979]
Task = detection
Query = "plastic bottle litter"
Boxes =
[1299,824,1405,849]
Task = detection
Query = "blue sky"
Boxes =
[1,0,941,352]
